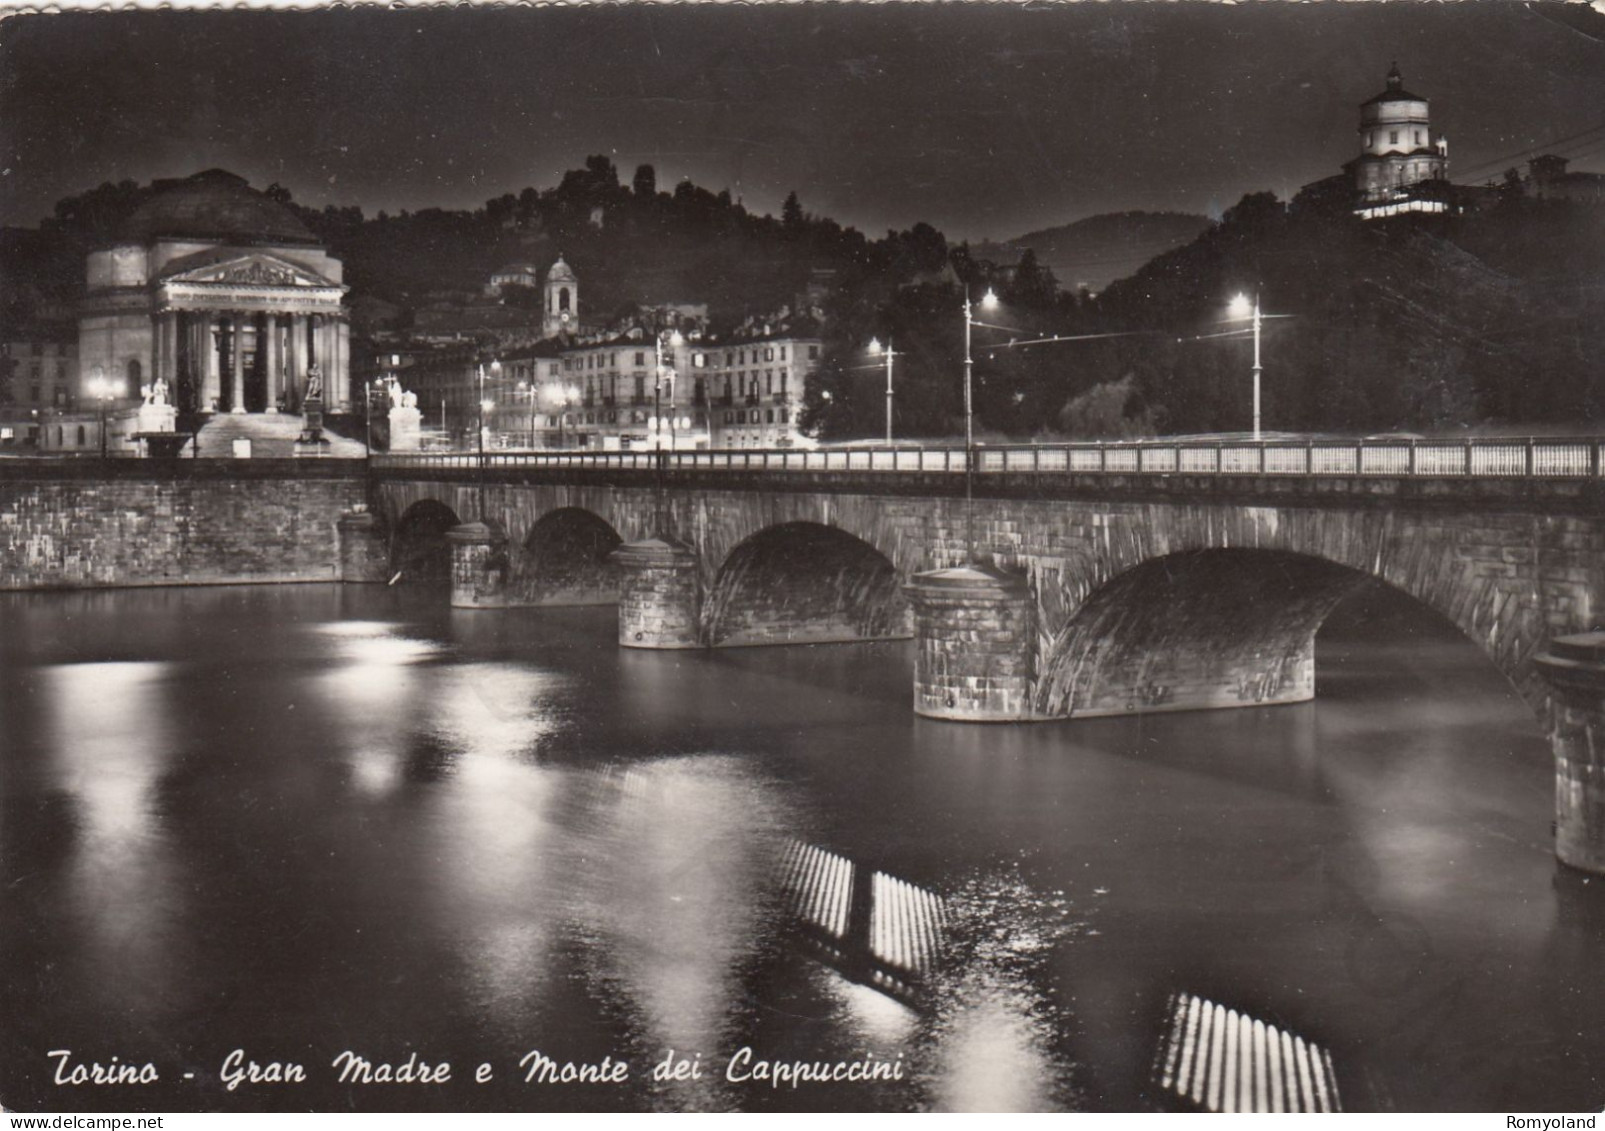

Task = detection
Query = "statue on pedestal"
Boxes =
[388,377,424,453]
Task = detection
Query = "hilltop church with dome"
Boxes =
[78,168,351,421]
[1345,64,1451,218]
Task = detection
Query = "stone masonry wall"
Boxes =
[1,465,365,590]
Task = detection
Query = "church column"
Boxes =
[307,314,323,400]
[205,315,222,412]
[151,309,166,396]
[336,317,350,412]
[161,312,179,389]
[230,314,246,413]
[318,314,336,404]
[263,313,280,413]
[290,314,308,408]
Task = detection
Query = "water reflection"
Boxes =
[38,661,185,1020]
[568,756,792,1108]
[1153,992,1341,1112]
[0,583,1596,1113]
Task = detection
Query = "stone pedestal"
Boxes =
[136,402,177,436]
[611,537,702,649]
[1535,633,1605,875]
[133,401,184,460]
[294,395,327,458]
[337,509,391,584]
[907,561,1042,722]
[446,521,507,608]
[388,405,423,452]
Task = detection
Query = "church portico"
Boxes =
[157,254,348,416]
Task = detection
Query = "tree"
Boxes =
[1057,374,1158,439]
[633,164,657,198]
[782,190,804,232]
[1004,248,1059,310]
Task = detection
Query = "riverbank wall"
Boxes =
[0,461,367,590]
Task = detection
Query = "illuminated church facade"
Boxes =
[77,169,351,416]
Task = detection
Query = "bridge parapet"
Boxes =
[372,435,1605,482]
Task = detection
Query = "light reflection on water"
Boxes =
[37,662,183,1022]
[0,582,1596,1113]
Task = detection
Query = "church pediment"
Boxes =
[160,250,338,290]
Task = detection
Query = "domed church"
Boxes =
[1347,64,1451,217]
[78,169,350,417]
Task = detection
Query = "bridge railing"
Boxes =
[369,437,1605,479]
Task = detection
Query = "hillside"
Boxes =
[995,211,1211,293]
[1082,194,1605,434]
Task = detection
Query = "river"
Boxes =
[1,581,1599,1113]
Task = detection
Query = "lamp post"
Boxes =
[475,355,499,519]
[364,374,385,460]
[1228,292,1263,440]
[869,336,898,447]
[475,358,500,449]
[653,329,684,452]
[88,368,114,458]
[963,287,1000,562]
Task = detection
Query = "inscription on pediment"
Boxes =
[167,255,334,289]
[216,260,300,286]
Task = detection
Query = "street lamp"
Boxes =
[562,383,579,449]
[475,357,500,450]
[88,367,114,458]
[478,396,494,518]
[365,374,386,460]
[654,329,684,452]
[963,287,1000,562]
[1228,292,1263,440]
[516,379,538,450]
[869,336,898,447]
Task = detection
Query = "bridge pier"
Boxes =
[1536,633,1605,875]
[446,521,508,608]
[612,537,702,649]
[907,562,1048,722]
[336,509,390,583]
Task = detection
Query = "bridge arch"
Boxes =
[512,506,623,606]
[391,498,461,584]
[703,521,911,647]
[1033,535,1543,722]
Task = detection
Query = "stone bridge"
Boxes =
[356,452,1605,872]
[3,443,1604,872]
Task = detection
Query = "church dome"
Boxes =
[121,169,318,246]
[547,255,577,282]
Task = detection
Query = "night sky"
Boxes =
[1,3,1602,242]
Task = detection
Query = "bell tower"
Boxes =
[544,255,578,338]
